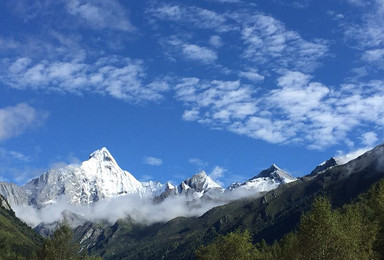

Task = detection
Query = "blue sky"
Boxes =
[0,0,383,187]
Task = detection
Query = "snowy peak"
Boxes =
[309,157,340,176]
[183,171,222,192]
[225,164,296,196]
[21,147,155,206]
[254,164,296,183]
[89,147,117,164]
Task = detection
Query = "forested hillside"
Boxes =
[0,195,42,260]
[196,178,384,260]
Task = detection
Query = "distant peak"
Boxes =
[89,147,116,163]
[165,182,174,190]
[254,164,295,182]
[269,164,280,170]
[194,171,208,178]
[309,157,340,176]
[183,170,222,191]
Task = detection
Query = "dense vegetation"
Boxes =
[196,179,384,260]
[0,195,42,260]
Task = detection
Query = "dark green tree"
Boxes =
[38,222,102,260]
[196,230,260,260]
[298,197,339,259]
[277,232,299,260]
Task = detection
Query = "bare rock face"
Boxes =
[0,194,12,211]
[0,182,28,206]
[309,157,340,176]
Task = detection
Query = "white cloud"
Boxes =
[189,158,207,169]
[0,57,170,103]
[241,14,328,73]
[182,109,200,121]
[209,35,223,48]
[229,117,291,144]
[209,166,227,186]
[344,0,384,72]
[148,4,233,32]
[362,48,384,62]
[176,78,257,125]
[336,147,372,164]
[175,72,384,150]
[182,44,218,63]
[143,156,163,166]
[239,69,264,82]
[0,103,48,141]
[268,72,330,121]
[345,0,368,7]
[360,131,378,146]
[13,194,226,227]
[0,148,30,162]
[66,0,134,31]
[210,166,226,179]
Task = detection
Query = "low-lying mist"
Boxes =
[13,189,267,228]
[12,195,222,228]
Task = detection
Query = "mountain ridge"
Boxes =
[0,147,296,209]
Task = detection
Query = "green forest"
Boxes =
[196,179,384,260]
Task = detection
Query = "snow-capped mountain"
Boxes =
[0,147,299,230]
[1,147,165,207]
[156,171,224,201]
[309,157,341,176]
[225,164,296,199]
[0,150,298,208]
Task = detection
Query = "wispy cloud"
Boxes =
[176,78,258,124]
[0,56,170,103]
[182,44,217,63]
[148,3,234,32]
[336,146,373,164]
[66,0,134,31]
[209,166,227,186]
[241,14,328,73]
[0,103,48,142]
[360,131,378,147]
[0,148,30,162]
[175,71,384,150]
[13,194,227,227]
[189,158,207,169]
[343,0,384,75]
[209,35,223,48]
[143,156,163,166]
[239,69,264,82]
[163,37,218,64]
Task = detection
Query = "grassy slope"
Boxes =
[0,195,42,258]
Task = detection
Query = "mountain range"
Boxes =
[0,147,297,227]
[1,144,384,259]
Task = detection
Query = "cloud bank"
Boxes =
[13,194,227,227]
